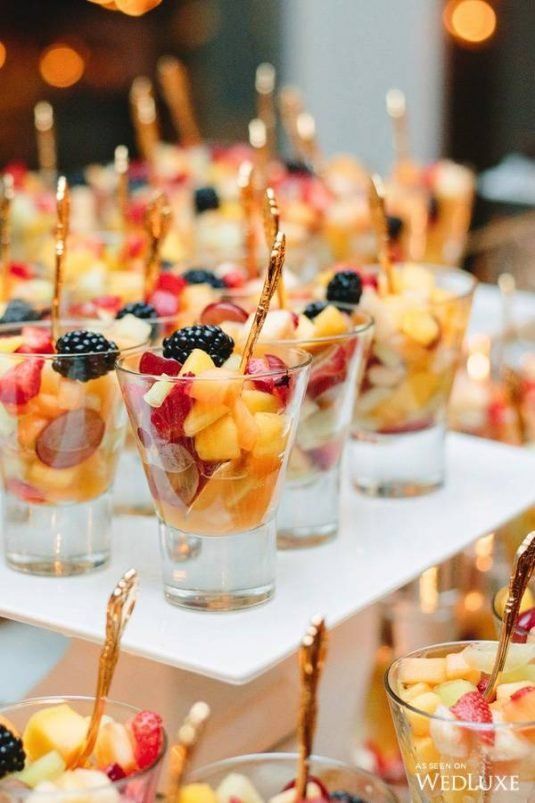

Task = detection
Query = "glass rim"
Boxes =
[259,310,374,348]
[0,695,167,794]
[190,752,398,798]
[116,344,313,381]
[385,639,535,730]
[361,262,478,303]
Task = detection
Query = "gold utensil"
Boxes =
[51,176,70,342]
[114,145,130,230]
[249,118,268,179]
[157,57,202,147]
[386,88,410,166]
[239,230,286,372]
[1,174,14,295]
[485,532,535,700]
[255,63,276,158]
[144,192,172,299]
[295,616,328,800]
[263,188,285,309]
[278,86,305,160]
[166,701,210,803]
[73,569,139,767]
[369,174,395,294]
[130,77,160,163]
[34,101,57,187]
[238,161,257,279]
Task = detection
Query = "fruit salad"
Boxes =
[387,640,535,802]
[493,585,535,644]
[117,324,311,536]
[0,697,165,803]
[183,753,397,803]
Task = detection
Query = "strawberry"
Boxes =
[0,358,44,406]
[16,327,54,355]
[155,273,186,296]
[128,711,163,770]
[148,289,180,317]
[222,270,246,289]
[9,262,36,280]
[451,690,494,745]
[139,352,181,377]
[150,380,193,442]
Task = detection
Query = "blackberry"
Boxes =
[116,302,157,321]
[0,724,25,779]
[194,186,220,214]
[303,300,328,320]
[387,215,403,241]
[163,325,234,367]
[0,299,41,325]
[326,270,363,306]
[52,330,119,382]
[182,269,225,289]
[330,792,367,803]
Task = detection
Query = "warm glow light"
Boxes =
[464,590,484,612]
[419,566,439,614]
[0,42,6,69]
[444,0,497,45]
[40,44,85,88]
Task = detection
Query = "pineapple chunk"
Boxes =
[400,309,440,347]
[312,305,349,337]
[183,403,229,437]
[406,692,441,737]
[178,784,218,803]
[23,704,87,764]
[252,413,286,458]
[189,369,242,406]
[242,389,281,414]
[445,651,481,685]
[195,414,241,461]
[232,398,259,451]
[399,657,447,686]
[180,349,216,376]
[143,379,174,408]
[400,682,431,703]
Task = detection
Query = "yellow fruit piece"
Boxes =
[401,309,440,347]
[30,393,62,419]
[195,414,241,462]
[29,461,80,492]
[57,380,86,411]
[252,412,286,458]
[413,735,440,766]
[0,336,24,353]
[496,681,535,702]
[400,682,431,703]
[39,363,61,396]
[399,657,447,686]
[406,692,441,737]
[18,416,48,450]
[189,369,242,406]
[94,721,136,774]
[445,651,481,685]
[405,371,442,407]
[495,586,534,619]
[183,403,228,437]
[178,784,218,803]
[242,389,281,414]
[312,304,350,338]
[180,349,216,376]
[23,704,87,764]
[232,398,259,451]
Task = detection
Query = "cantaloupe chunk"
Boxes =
[232,398,259,451]
[195,414,241,462]
[399,657,447,686]
[183,403,228,437]
[406,692,441,737]
[241,389,281,414]
[189,369,242,406]
[23,704,87,764]
[400,682,431,703]
[445,651,481,685]
[178,783,218,803]
[252,413,286,458]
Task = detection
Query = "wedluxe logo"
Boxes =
[415,763,521,793]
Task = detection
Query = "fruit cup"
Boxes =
[351,263,476,496]
[117,338,311,610]
[386,640,535,802]
[185,752,398,803]
[0,320,147,576]
[0,696,166,803]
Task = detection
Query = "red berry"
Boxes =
[222,270,246,289]
[93,295,122,313]
[148,290,180,317]
[139,352,181,377]
[9,262,35,280]
[155,274,187,296]
[129,711,163,770]
[5,478,46,504]
[150,380,193,442]
[0,358,44,406]
[451,691,494,745]
[106,763,126,782]
[16,327,54,355]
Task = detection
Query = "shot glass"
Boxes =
[386,640,535,802]
[0,322,137,576]
[189,753,398,803]
[117,344,311,611]
[274,311,373,548]
[351,263,476,496]
[0,696,166,803]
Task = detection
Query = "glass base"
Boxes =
[3,490,112,576]
[350,423,445,498]
[113,445,154,517]
[277,465,340,549]
[159,518,276,611]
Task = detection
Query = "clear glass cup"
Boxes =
[117,344,311,610]
[492,585,535,644]
[0,322,140,576]
[0,696,166,803]
[190,752,398,802]
[386,640,535,802]
[272,311,374,548]
[351,263,476,497]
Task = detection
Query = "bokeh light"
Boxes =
[444,0,497,46]
[0,42,6,69]
[39,43,86,88]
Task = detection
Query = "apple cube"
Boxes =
[294,314,316,340]
[143,379,175,408]
[312,305,349,338]
[23,704,87,764]
[252,413,286,458]
[94,721,136,774]
[399,657,447,686]
[179,349,216,376]
[241,389,281,414]
[217,773,263,803]
[183,403,229,437]
[195,414,241,462]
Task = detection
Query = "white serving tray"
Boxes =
[0,434,533,685]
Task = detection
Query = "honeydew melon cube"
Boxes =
[445,651,481,685]
[435,680,476,708]
[17,750,66,788]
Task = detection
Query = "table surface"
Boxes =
[1,433,533,685]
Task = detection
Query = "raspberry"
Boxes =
[139,352,181,377]
[129,711,163,770]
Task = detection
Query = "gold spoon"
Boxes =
[238,161,257,279]
[295,616,328,801]
[34,101,57,188]
[144,191,172,300]
[51,176,70,343]
[166,701,210,803]
[485,531,535,700]
[263,188,286,309]
[72,569,139,767]
[368,174,395,295]
[157,57,202,147]
[255,63,276,159]
[386,88,410,168]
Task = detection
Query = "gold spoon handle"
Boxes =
[386,88,410,166]
[115,145,130,230]
[144,192,172,300]
[485,531,535,700]
[368,174,395,295]
[262,188,286,309]
[238,161,257,279]
[239,230,286,373]
[166,702,210,803]
[51,177,70,343]
[295,616,327,800]
[158,57,202,147]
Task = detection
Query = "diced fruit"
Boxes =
[106,763,126,782]
[406,692,441,737]
[150,383,193,442]
[429,705,469,759]
[139,352,181,377]
[23,704,88,764]
[128,710,163,770]
[400,683,431,703]
[35,409,105,469]
[18,416,48,449]
[242,389,281,414]
[294,314,316,340]
[499,664,535,685]
[252,413,286,458]
[94,722,136,774]
[462,642,535,674]
[312,305,350,338]
[183,403,229,437]
[195,414,241,462]
[107,313,151,349]
[57,379,86,411]
[216,773,264,803]
[17,750,66,788]
[307,345,348,399]
[0,336,24,353]
[436,680,477,708]
[445,651,481,685]
[188,369,241,406]
[178,783,218,803]
[399,657,447,686]
[200,302,248,326]
[232,398,259,451]
[517,607,535,635]
[496,681,535,702]
[5,478,46,504]
[401,309,440,347]
[495,586,534,619]
[502,685,535,724]
[0,358,44,406]
[50,768,113,792]
[143,380,175,408]
[16,327,54,355]
[450,691,494,745]
[179,349,216,376]
[252,310,296,341]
